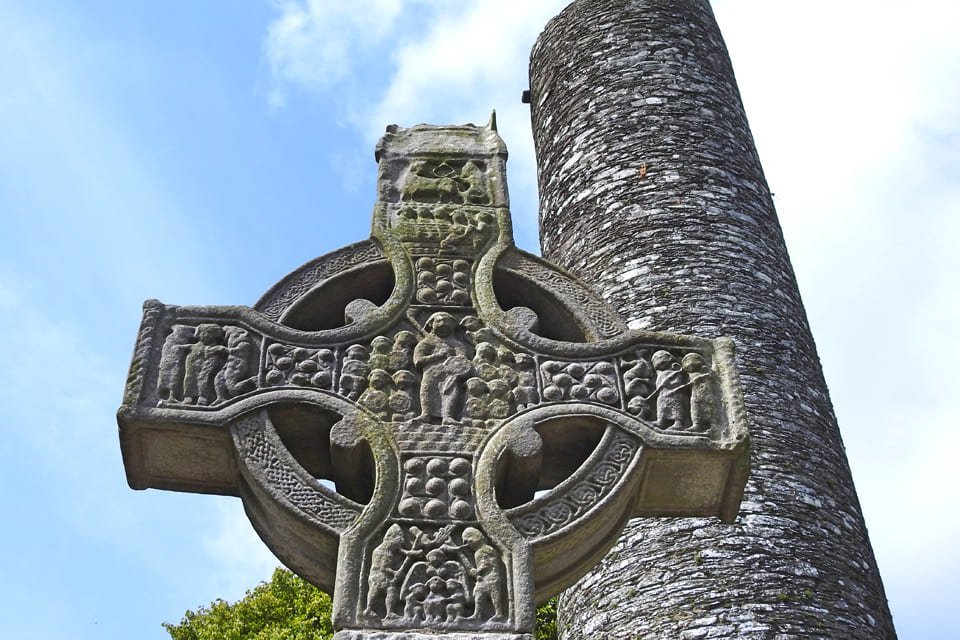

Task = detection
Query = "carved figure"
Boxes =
[213,326,257,401]
[649,350,689,429]
[682,352,717,433]
[513,353,538,408]
[401,543,467,624]
[486,379,512,419]
[459,315,495,346]
[463,377,488,422]
[157,324,195,402]
[340,344,370,401]
[460,160,490,205]
[182,324,227,405]
[444,576,469,621]
[311,348,336,388]
[623,352,655,417]
[467,210,495,248]
[423,576,448,623]
[414,312,473,423]
[364,523,406,619]
[403,583,428,622]
[462,527,504,621]
[389,331,417,372]
[402,160,461,204]
[359,369,392,419]
[368,336,393,371]
[495,346,519,386]
[473,342,499,381]
[389,370,418,421]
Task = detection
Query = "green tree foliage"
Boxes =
[535,597,558,640]
[164,568,558,640]
[163,569,334,640]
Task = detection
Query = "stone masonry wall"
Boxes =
[529,1,897,637]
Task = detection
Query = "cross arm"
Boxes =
[118,298,385,494]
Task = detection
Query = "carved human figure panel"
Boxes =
[157,324,195,403]
[413,312,473,423]
[681,352,718,433]
[158,324,261,407]
[215,326,258,399]
[361,521,506,627]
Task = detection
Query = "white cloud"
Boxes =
[363,1,563,128]
[263,0,405,108]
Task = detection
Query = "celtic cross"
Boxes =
[119,119,749,640]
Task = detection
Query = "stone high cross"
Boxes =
[119,119,749,640]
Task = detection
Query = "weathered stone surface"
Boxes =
[528,1,896,638]
[119,120,748,638]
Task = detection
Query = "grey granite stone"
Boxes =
[119,119,749,639]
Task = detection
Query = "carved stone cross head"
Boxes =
[119,117,749,640]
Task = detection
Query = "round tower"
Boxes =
[528,1,896,638]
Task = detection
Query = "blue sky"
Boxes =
[1,1,957,638]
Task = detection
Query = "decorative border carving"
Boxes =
[497,250,625,340]
[232,412,361,531]
[255,241,385,321]
[508,432,638,538]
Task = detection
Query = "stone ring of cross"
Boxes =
[119,121,749,640]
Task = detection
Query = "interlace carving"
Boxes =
[256,242,385,321]
[232,413,361,530]
[398,456,474,520]
[511,433,637,537]
[540,359,619,405]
